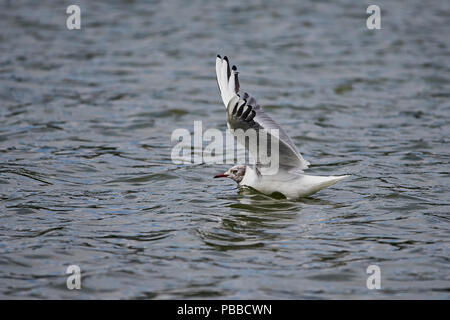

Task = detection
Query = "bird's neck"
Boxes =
[239,166,257,186]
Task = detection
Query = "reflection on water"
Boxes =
[200,194,351,254]
[0,0,449,299]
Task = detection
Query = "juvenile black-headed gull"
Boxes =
[214,55,349,199]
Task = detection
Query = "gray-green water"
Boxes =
[0,0,449,299]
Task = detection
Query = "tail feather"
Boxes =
[302,175,349,195]
[321,175,349,188]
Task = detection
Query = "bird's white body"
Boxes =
[240,166,348,199]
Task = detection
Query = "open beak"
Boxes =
[214,173,228,178]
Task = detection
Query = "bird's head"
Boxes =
[214,165,246,183]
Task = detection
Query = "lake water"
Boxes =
[0,0,449,299]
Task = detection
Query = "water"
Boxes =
[0,0,449,299]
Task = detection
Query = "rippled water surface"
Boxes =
[0,0,449,299]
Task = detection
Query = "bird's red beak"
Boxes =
[214,173,228,178]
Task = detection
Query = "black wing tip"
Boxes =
[248,110,256,121]
[241,104,252,119]
[236,104,244,117]
[223,56,231,79]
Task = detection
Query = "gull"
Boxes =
[214,55,349,199]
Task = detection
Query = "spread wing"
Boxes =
[215,55,310,172]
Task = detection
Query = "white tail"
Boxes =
[300,175,350,196]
